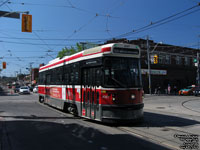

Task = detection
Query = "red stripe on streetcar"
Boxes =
[101,47,111,52]
[39,47,111,71]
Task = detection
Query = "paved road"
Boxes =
[0,93,171,150]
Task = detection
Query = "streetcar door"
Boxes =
[81,68,90,118]
[81,67,101,120]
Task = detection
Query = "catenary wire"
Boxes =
[110,3,200,39]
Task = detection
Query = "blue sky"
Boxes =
[0,0,200,76]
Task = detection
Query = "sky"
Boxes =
[0,0,200,76]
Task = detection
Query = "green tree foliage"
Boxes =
[57,43,83,58]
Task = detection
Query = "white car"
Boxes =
[19,86,30,94]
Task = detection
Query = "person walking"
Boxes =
[168,84,171,95]
[174,85,177,95]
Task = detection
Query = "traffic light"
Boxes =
[154,54,158,64]
[22,14,32,32]
[2,62,6,69]
[193,58,197,63]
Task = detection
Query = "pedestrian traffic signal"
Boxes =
[154,54,158,64]
[2,62,6,69]
[193,58,197,63]
[22,14,32,32]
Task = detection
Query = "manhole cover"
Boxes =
[161,128,170,131]
[156,107,165,109]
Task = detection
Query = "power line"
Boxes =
[0,40,75,46]
[111,3,200,39]
[33,31,52,50]
[7,1,118,18]
[0,0,9,7]
[0,36,106,41]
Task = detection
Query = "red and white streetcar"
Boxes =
[38,43,144,122]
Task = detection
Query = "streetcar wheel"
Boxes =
[39,96,44,103]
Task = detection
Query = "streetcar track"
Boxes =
[117,127,179,150]
[37,101,182,150]
[182,99,200,114]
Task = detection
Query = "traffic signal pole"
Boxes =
[197,52,200,86]
[147,35,152,94]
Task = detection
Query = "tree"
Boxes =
[57,43,83,58]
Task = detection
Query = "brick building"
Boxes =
[105,38,198,94]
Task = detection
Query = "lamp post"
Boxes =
[197,35,200,86]
[29,62,34,85]
[146,36,151,94]
[146,35,162,94]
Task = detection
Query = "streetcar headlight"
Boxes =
[131,94,135,100]
[112,94,116,101]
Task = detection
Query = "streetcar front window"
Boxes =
[103,57,141,88]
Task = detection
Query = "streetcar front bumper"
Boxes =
[101,103,144,122]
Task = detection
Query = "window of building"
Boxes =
[158,55,165,64]
[176,56,182,65]
[185,57,190,66]
[165,55,171,64]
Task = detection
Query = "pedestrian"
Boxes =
[158,85,161,95]
[174,85,177,95]
[168,84,171,95]
[154,87,157,95]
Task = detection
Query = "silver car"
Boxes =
[19,86,30,94]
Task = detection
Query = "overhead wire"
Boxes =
[0,0,9,7]
[7,1,118,18]
[0,36,107,41]
[111,3,200,39]
[0,40,74,46]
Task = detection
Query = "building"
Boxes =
[105,38,198,94]
[31,68,39,85]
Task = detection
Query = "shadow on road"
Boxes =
[140,112,200,127]
[111,112,200,127]
[0,115,79,120]
[0,120,171,150]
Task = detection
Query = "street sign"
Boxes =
[22,14,32,32]
[0,10,20,19]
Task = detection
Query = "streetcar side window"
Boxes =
[95,68,102,87]
[64,66,70,85]
[56,67,63,85]
[39,72,45,85]
[83,69,87,86]
[46,74,51,85]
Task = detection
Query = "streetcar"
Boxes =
[38,43,144,122]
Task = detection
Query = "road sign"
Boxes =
[0,10,20,19]
[22,14,32,32]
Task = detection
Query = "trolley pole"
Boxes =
[147,35,152,94]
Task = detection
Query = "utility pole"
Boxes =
[147,35,152,94]
[197,35,200,86]
[197,52,199,86]
[29,62,34,85]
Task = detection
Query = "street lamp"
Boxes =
[151,42,163,53]
[146,36,162,94]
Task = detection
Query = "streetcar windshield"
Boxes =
[103,57,142,88]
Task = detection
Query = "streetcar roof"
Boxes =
[39,43,140,72]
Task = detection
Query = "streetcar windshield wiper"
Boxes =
[110,76,127,88]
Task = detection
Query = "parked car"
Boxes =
[33,86,38,93]
[179,85,195,96]
[194,86,200,96]
[19,86,30,94]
